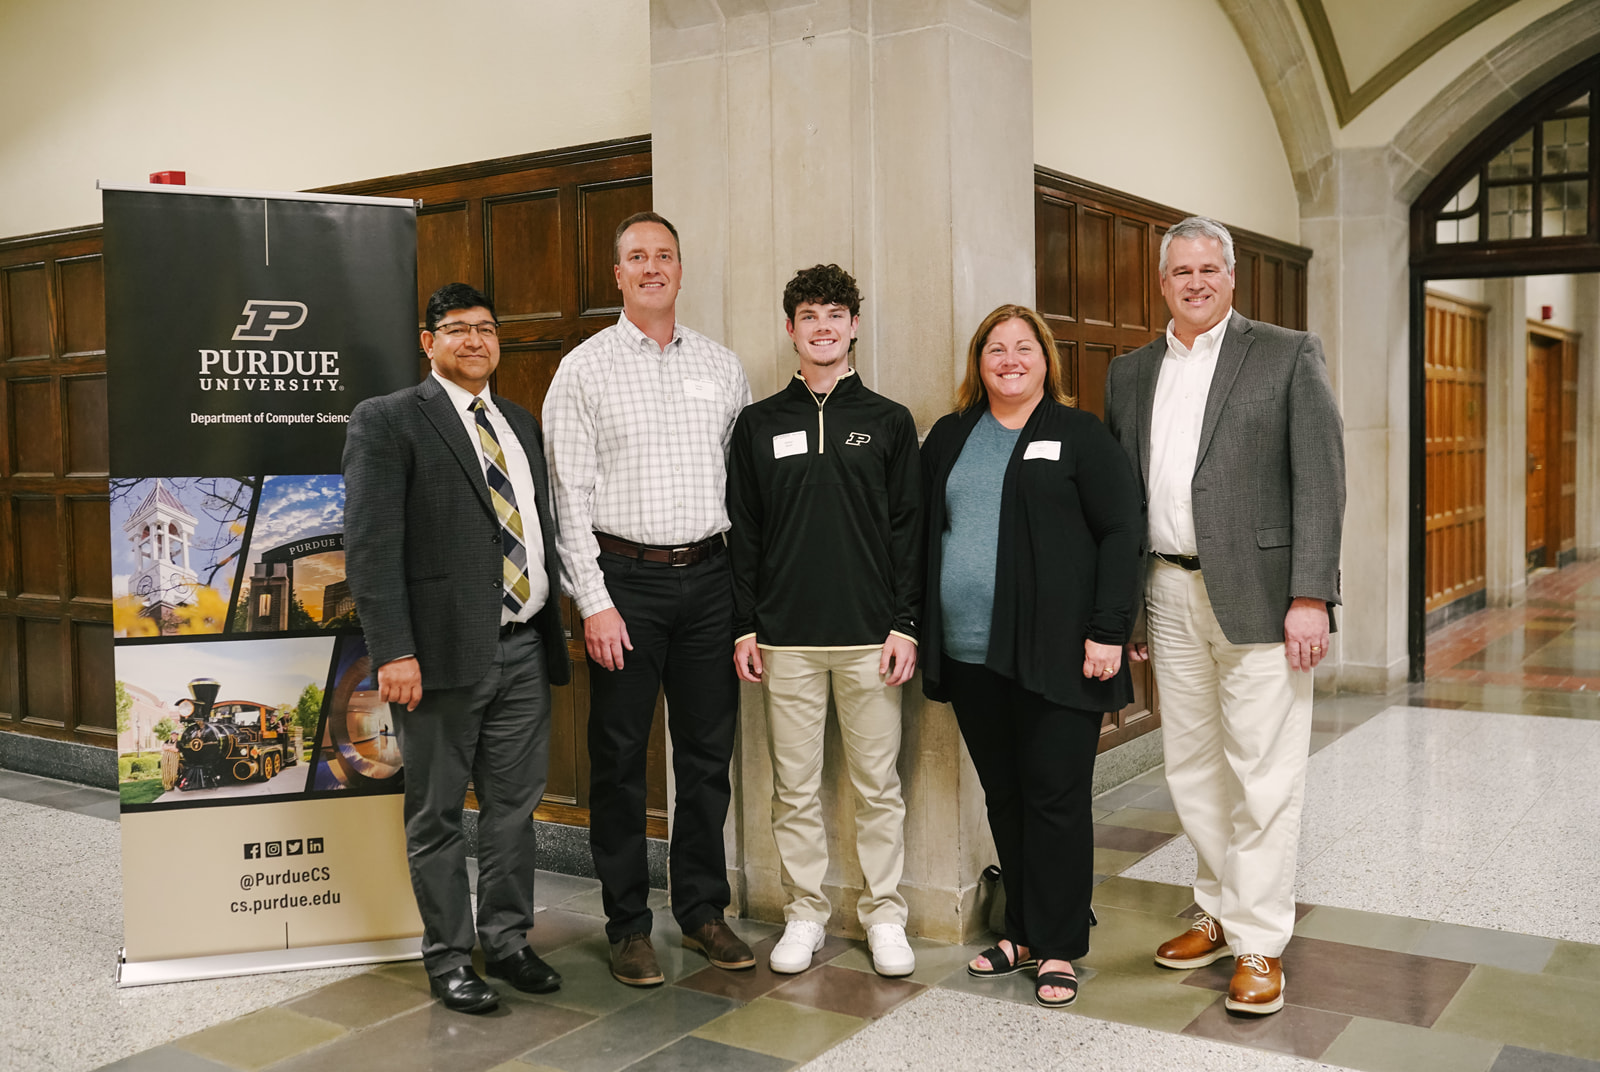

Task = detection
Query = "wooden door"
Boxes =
[0,229,114,747]
[322,139,668,836]
[1423,293,1488,615]
[1558,333,1579,563]
[1526,333,1550,567]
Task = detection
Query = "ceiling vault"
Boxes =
[1297,0,1522,125]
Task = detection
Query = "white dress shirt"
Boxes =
[1147,312,1232,556]
[542,313,752,618]
[431,371,547,624]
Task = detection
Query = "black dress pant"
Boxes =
[942,657,1101,962]
[588,549,739,941]
[391,625,551,977]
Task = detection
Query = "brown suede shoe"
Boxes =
[609,932,665,987]
[1154,913,1231,969]
[1225,953,1284,1014]
[682,917,756,970]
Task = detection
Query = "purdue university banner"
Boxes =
[101,184,424,985]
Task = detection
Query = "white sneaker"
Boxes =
[867,923,916,977]
[769,920,826,973]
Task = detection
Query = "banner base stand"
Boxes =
[117,937,422,987]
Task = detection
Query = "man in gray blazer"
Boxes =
[344,283,572,1014]
[1104,217,1344,1016]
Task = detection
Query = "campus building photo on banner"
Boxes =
[101,183,423,984]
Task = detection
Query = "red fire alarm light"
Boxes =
[149,171,186,185]
[1541,305,1554,320]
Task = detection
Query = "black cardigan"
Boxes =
[920,400,1144,712]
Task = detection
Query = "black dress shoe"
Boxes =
[485,945,562,994]
[428,966,500,1013]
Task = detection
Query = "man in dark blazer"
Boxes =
[344,282,571,1014]
[1104,217,1345,1016]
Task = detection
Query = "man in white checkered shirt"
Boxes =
[543,211,754,989]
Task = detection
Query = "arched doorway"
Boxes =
[1409,54,1600,680]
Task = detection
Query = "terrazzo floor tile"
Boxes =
[1433,966,1600,1061]
[1543,941,1600,983]
[692,996,864,1064]
[1062,968,1224,1033]
[623,1035,793,1072]
[1410,922,1558,973]
[1093,846,1153,876]
[674,932,851,1002]
[767,963,924,1019]
[90,1045,237,1072]
[528,907,610,955]
[1181,999,1350,1060]
[931,961,1047,1006]
[798,987,1339,1072]
[1098,806,1187,834]
[268,998,592,1072]
[533,871,602,907]
[822,936,980,985]
[1182,936,1473,1027]
[172,1007,347,1071]
[1291,906,1432,955]
[1079,905,1206,976]
[1092,822,1176,853]
[1318,1017,1501,1072]
[522,986,736,1072]
[1490,1046,1600,1071]
[513,941,668,1017]
[280,971,433,1028]
[1090,875,1198,916]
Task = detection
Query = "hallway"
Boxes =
[1427,559,1600,693]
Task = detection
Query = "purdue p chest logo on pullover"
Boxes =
[726,369,924,649]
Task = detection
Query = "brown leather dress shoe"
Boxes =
[1225,953,1284,1014]
[609,932,665,987]
[682,917,756,970]
[1154,913,1231,969]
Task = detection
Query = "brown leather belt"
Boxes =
[595,532,724,567]
[1154,551,1202,572]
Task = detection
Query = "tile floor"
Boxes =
[4,566,1600,1072]
[1426,559,1600,692]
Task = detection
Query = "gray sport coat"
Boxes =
[343,374,572,689]
[1103,310,1345,645]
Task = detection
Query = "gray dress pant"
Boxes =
[391,624,551,976]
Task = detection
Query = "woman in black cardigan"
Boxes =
[922,304,1142,1008]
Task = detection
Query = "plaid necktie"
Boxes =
[470,399,532,614]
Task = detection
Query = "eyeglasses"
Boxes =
[435,321,499,340]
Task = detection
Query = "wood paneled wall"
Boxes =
[321,137,665,834]
[0,227,113,746]
[1034,168,1310,420]
[1032,168,1312,751]
[1423,293,1488,613]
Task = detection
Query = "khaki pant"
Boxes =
[1145,558,1313,957]
[762,646,908,927]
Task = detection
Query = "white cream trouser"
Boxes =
[762,646,908,927]
[1145,559,1313,957]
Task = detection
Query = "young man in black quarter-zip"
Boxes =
[726,263,923,978]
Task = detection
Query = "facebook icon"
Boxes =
[244,843,262,859]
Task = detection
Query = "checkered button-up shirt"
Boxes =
[543,313,751,617]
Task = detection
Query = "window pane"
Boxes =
[1543,115,1590,175]
[1488,131,1534,180]
[1443,174,1481,214]
[1435,214,1480,244]
[1488,184,1533,240]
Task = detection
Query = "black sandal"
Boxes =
[967,940,1037,978]
[1035,967,1079,1008]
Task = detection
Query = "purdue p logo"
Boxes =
[845,432,871,446]
[232,300,309,341]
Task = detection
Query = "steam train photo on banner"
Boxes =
[172,677,301,791]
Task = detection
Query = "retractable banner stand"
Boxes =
[101,183,424,985]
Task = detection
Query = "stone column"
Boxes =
[1299,148,1411,693]
[1484,277,1529,606]
[651,0,1034,941]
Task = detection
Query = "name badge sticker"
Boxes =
[1023,440,1061,461]
[772,430,808,458]
[683,378,717,401]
